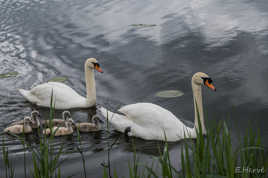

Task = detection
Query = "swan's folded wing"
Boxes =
[118,103,180,129]
[30,83,54,101]
[31,82,84,102]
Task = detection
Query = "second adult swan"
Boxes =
[100,72,216,142]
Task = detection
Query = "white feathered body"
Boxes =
[100,103,195,142]
[19,82,92,109]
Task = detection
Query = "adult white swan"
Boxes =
[19,58,103,109]
[100,72,216,142]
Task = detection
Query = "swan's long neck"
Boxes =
[192,81,206,135]
[85,64,96,105]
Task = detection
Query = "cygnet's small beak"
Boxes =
[205,80,216,91]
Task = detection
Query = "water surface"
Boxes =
[1,0,268,177]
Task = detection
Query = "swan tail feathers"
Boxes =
[99,107,130,133]
[18,89,39,103]
[99,107,117,120]
[19,89,30,98]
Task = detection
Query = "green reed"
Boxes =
[76,127,87,178]
[103,107,267,178]
[30,92,63,178]
[1,139,15,178]
[1,99,267,178]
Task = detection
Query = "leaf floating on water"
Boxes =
[48,76,68,83]
[130,24,157,28]
[205,175,227,178]
[155,90,184,98]
[0,71,19,78]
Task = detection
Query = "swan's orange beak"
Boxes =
[205,80,216,91]
[94,65,103,73]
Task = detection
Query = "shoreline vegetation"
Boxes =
[1,97,268,178]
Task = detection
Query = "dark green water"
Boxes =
[0,0,268,177]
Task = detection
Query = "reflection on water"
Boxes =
[1,0,268,177]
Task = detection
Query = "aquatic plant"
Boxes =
[1,139,15,178]
[0,71,19,79]
[48,76,68,83]
[155,90,184,98]
[76,128,87,178]
[130,24,157,28]
[30,92,64,178]
[102,109,268,178]
[1,97,267,178]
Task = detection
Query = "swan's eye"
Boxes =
[207,78,212,84]
[93,63,100,68]
[201,77,213,84]
[92,62,104,73]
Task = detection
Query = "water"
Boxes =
[1,0,268,177]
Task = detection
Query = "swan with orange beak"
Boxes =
[203,77,216,91]
[100,72,216,142]
[19,58,104,109]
